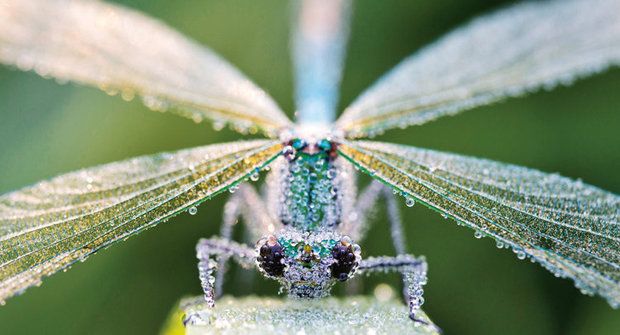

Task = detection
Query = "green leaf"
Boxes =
[162,296,440,335]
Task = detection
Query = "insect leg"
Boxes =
[382,185,407,254]
[213,196,240,297]
[346,180,407,254]
[233,183,280,239]
[344,180,383,239]
[214,184,277,297]
[195,238,255,308]
[358,255,440,331]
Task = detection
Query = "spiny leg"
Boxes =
[213,184,278,298]
[344,181,409,295]
[196,238,255,308]
[214,196,240,297]
[358,255,440,332]
[186,238,255,326]
[343,180,382,240]
[382,185,407,255]
[346,180,407,254]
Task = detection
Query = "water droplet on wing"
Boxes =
[250,172,260,182]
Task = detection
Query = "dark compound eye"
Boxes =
[330,240,359,282]
[257,236,285,277]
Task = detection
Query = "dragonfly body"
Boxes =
[258,136,363,299]
[198,133,431,324]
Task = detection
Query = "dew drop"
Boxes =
[250,172,260,182]
[105,88,118,96]
[188,206,198,215]
[121,89,135,101]
[516,251,526,260]
[496,241,505,249]
[474,231,484,239]
[142,95,167,112]
[405,197,415,208]
[213,121,225,131]
[192,114,203,123]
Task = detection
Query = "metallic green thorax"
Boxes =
[281,139,341,232]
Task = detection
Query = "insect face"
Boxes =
[256,231,362,298]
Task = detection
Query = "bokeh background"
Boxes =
[1,0,619,334]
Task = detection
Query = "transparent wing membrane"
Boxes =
[0,140,282,302]
[0,0,292,137]
[293,0,351,125]
[338,140,620,307]
[336,0,620,138]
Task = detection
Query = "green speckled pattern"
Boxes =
[283,152,339,231]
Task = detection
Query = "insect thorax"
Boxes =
[266,138,355,232]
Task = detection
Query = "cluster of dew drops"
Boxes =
[185,168,263,217]
[390,184,535,264]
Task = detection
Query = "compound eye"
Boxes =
[291,138,307,150]
[257,236,285,277]
[330,239,359,282]
[317,139,332,152]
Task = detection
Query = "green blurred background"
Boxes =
[1,0,619,334]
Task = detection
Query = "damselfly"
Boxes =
[0,0,619,330]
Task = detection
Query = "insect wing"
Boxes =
[338,140,620,307]
[0,0,292,137]
[0,140,282,302]
[336,0,620,138]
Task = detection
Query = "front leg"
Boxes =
[196,238,255,308]
[358,255,440,332]
[214,184,278,298]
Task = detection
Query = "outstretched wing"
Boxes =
[336,0,620,138]
[0,140,282,302]
[338,140,620,307]
[0,0,292,137]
